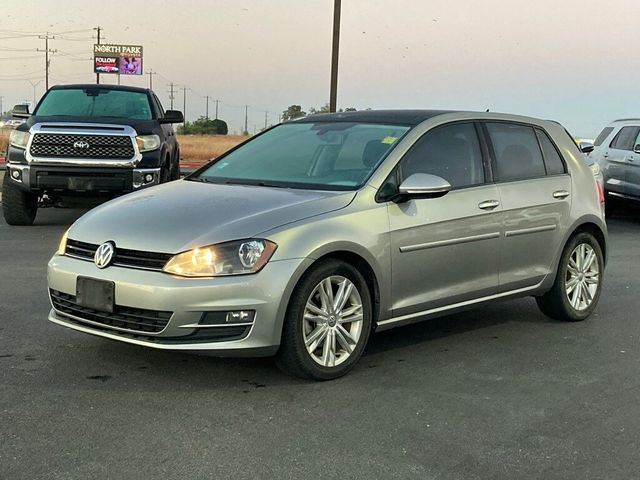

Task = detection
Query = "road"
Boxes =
[1,204,639,479]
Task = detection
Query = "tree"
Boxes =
[281,105,306,122]
[178,116,228,135]
[309,104,358,114]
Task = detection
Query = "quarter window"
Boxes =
[609,126,640,151]
[535,129,566,175]
[400,123,485,188]
[486,123,546,182]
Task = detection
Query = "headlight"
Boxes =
[56,229,69,255]
[135,134,161,152]
[163,239,277,277]
[9,130,30,149]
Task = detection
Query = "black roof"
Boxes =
[49,83,150,94]
[298,109,454,126]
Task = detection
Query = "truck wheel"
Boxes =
[160,165,171,184]
[2,174,38,226]
[171,152,180,180]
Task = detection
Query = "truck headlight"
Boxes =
[9,130,30,149]
[163,239,277,277]
[135,134,161,152]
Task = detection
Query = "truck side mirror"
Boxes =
[160,110,184,124]
[11,104,30,118]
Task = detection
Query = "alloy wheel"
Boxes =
[565,243,600,311]
[302,275,364,367]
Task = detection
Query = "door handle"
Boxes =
[553,190,570,199]
[478,200,500,210]
[603,152,609,158]
[626,156,635,162]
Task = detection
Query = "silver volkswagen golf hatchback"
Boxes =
[48,110,607,380]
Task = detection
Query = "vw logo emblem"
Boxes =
[73,140,90,151]
[94,242,115,269]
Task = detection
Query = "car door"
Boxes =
[153,94,177,158]
[387,122,502,318]
[484,122,572,292]
[624,129,640,199]
[601,126,639,197]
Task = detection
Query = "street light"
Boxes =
[26,79,43,108]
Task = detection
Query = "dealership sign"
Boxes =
[93,44,143,75]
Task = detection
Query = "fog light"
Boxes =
[200,310,255,325]
[226,311,254,323]
[11,169,21,179]
[144,173,154,183]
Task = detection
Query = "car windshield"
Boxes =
[35,88,153,120]
[192,122,410,190]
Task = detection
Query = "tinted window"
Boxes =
[594,127,614,147]
[486,123,546,182]
[400,123,484,188]
[535,129,565,175]
[35,88,153,120]
[610,126,640,150]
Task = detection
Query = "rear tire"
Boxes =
[276,259,372,380]
[604,195,617,219]
[536,232,603,322]
[2,174,37,226]
[159,164,171,184]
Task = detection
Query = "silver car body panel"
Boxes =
[47,111,607,354]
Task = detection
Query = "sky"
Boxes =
[0,0,638,137]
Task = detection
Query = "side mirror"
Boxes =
[634,144,640,154]
[160,110,184,124]
[579,141,595,154]
[11,104,30,118]
[395,173,452,202]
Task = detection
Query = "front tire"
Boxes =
[536,232,603,321]
[276,259,372,380]
[2,174,37,226]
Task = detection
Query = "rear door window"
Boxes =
[594,127,614,147]
[535,129,566,175]
[609,126,640,151]
[486,123,546,182]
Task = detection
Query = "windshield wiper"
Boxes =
[223,179,287,188]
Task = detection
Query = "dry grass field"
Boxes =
[0,131,246,163]
[177,134,247,162]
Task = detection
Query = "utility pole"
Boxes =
[215,99,219,119]
[329,0,341,112]
[0,96,3,115]
[94,26,101,84]
[37,33,56,91]
[181,86,190,124]
[168,83,175,110]
[147,70,156,90]
[204,95,210,119]
[264,111,268,130]
[244,105,249,135]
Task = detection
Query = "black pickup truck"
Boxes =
[3,84,183,225]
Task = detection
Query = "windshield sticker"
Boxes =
[381,136,398,144]
[216,162,229,169]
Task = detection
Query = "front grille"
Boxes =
[30,133,135,159]
[50,289,172,333]
[66,239,172,271]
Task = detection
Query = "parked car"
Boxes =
[3,84,183,226]
[47,110,607,380]
[590,119,640,215]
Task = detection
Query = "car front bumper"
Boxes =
[47,254,311,356]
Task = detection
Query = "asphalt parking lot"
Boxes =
[1,197,640,479]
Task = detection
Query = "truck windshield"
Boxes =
[192,122,410,191]
[35,88,153,120]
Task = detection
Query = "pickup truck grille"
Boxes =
[30,133,135,159]
[66,239,173,271]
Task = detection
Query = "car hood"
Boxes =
[68,180,356,253]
